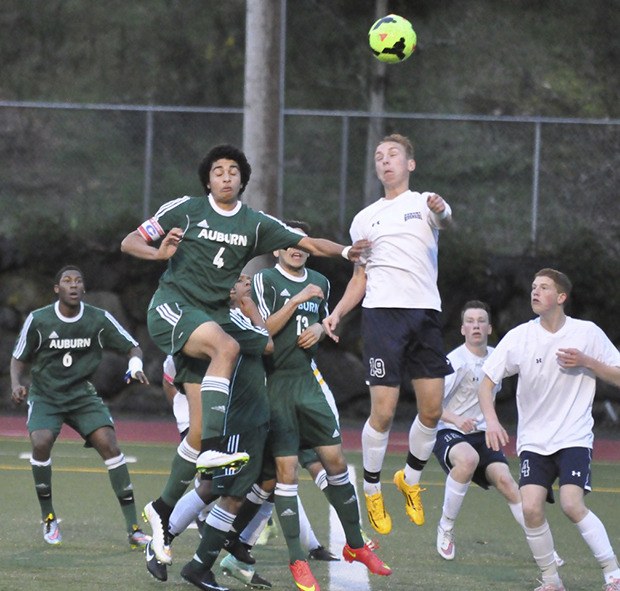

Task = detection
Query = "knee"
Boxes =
[369,411,393,432]
[417,406,442,427]
[559,496,587,523]
[459,452,480,476]
[219,335,240,361]
[522,500,545,526]
[30,432,54,460]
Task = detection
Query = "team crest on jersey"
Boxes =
[404,211,422,221]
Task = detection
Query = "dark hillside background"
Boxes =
[1,0,619,424]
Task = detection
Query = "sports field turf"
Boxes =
[1,435,618,591]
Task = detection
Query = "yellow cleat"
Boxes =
[364,492,392,535]
[393,469,426,526]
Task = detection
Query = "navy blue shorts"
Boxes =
[433,429,509,490]
[362,308,453,386]
[519,447,592,498]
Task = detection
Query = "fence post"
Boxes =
[530,120,541,254]
[339,116,350,240]
[142,108,154,219]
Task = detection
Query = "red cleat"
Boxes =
[289,559,320,591]
[342,543,392,576]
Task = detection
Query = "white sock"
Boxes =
[524,521,559,583]
[169,489,207,536]
[240,501,274,546]
[575,510,620,579]
[509,501,526,529]
[314,469,328,491]
[298,497,320,552]
[440,475,470,530]
[362,420,389,495]
[404,415,437,484]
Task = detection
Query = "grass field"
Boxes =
[1,436,619,591]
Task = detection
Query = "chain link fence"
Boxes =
[2,100,618,255]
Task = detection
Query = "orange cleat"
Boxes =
[342,543,392,576]
[289,559,320,591]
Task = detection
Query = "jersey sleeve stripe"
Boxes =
[252,274,270,321]
[13,313,35,358]
[103,311,139,346]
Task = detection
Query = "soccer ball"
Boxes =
[368,14,417,64]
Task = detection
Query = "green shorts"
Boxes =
[211,422,269,498]
[268,371,341,457]
[148,302,268,356]
[27,393,114,440]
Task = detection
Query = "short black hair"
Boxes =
[55,265,83,285]
[198,144,252,195]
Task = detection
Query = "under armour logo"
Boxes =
[536,358,542,364]
[572,470,581,477]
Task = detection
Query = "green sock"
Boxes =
[31,460,54,518]
[200,377,230,440]
[274,488,305,562]
[105,455,139,532]
[161,448,198,507]
[193,507,234,569]
[325,479,364,548]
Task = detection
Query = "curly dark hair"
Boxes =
[54,265,83,285]
[198,144,252,196]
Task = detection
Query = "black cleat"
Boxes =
[308,545,340,561]
[145,540,168,581]
[223,538,256,565]
[180,562,230,591]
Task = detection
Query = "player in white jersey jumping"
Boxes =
[433,300,563,567]
[323,133,454,535]
[479,268,620,591]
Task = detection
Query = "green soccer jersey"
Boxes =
[252,264,330,373]
[12,302,138,406]
[138,194,303,313]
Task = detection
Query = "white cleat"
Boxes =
[142,502,172,565]
[196,450,250,474]
[42,513,62,545]
[436,524,455,560]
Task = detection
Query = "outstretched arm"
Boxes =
[297,236,371,263]
[322,265,367,343]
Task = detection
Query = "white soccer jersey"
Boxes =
[437,343,500,433]
[482,316,620,455]
[349,190,446,310]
